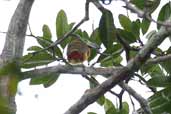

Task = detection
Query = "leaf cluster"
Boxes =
[18,1,171,113]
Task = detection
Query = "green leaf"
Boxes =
[37,37,53,48]
[30,73,60,88]
[131,19,140,38]
[117,29,137,44]
[42,24,52,40]
[157,2,171,29]
[28,45,62,60]
[54,46,63,58]
[100,55,122,67]
[43,73,60,88]
[119,102,129,114]
[140,64,163,76]
[147,75,171,87]
[36,25,53,49]
[104,98,116,114]
[141,18,151,34]
[148,64,165,77]
[130,0,145,10]
[99,10,116,49]
[56,10,71,48]
[68,22,75,30]
[146,0,160,13]
[119,14,132,31]
[56,10,68,38]
[160,60,171,75]
[88,28,102,61]
[97,44,122,62]
[131,0,160,13]
[21,52,54,68]
[27,46,43,51]
[87,112,97,114]
[90,28,102,46]
[149,87,171,114]
[96,95,105,106]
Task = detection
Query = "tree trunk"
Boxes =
[0,0,34,113]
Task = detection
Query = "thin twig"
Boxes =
[122,0,171,27]
[134,73,156,93]
[29,0,90,55]
[82,74,120,97]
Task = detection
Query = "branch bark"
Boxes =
[22,52,171,81]
[64,22,171,114]
[146,54,171,65]
[0,0,34,113]
[21,65,122,80]
[1,0,34,60]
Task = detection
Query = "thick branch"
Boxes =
[22,52,171,81]
[0,0,34,113]
[21,65,122,80]
[1,0,34,60]
[64,22,171,114]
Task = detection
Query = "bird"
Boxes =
[66,38,91,64]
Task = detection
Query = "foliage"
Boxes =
[18,1,171,114]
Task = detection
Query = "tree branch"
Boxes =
[63,19,171,114]
[0,0,34,113]
[119,82,152,114]
[146,54,171,65]
[21,65,122,80]
[1,0,34,61]
[122,0,171,27]
[31,0,90,55]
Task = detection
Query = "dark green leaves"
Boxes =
[157,2,171,29]
[104,99,129,114]
[87,112,97,114]
[149,87,171,114]
[21,48,55,68]
[89,28,101,61]
[30,73,60,88]
[99,10,116,49]
[97,44,123,67]
[130,0,160,13]
[104,98,116,114]
[118,14,141,43]
[131,19,140,37]
[119,14,131,31]
[147,75,171,87]
[56,10,74,48]
[56,10,68,38]
[117,29,137,44]
[130,0,145,10]
[141,18,151,35]
[37,24,53,48]
[42,24,52,40]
